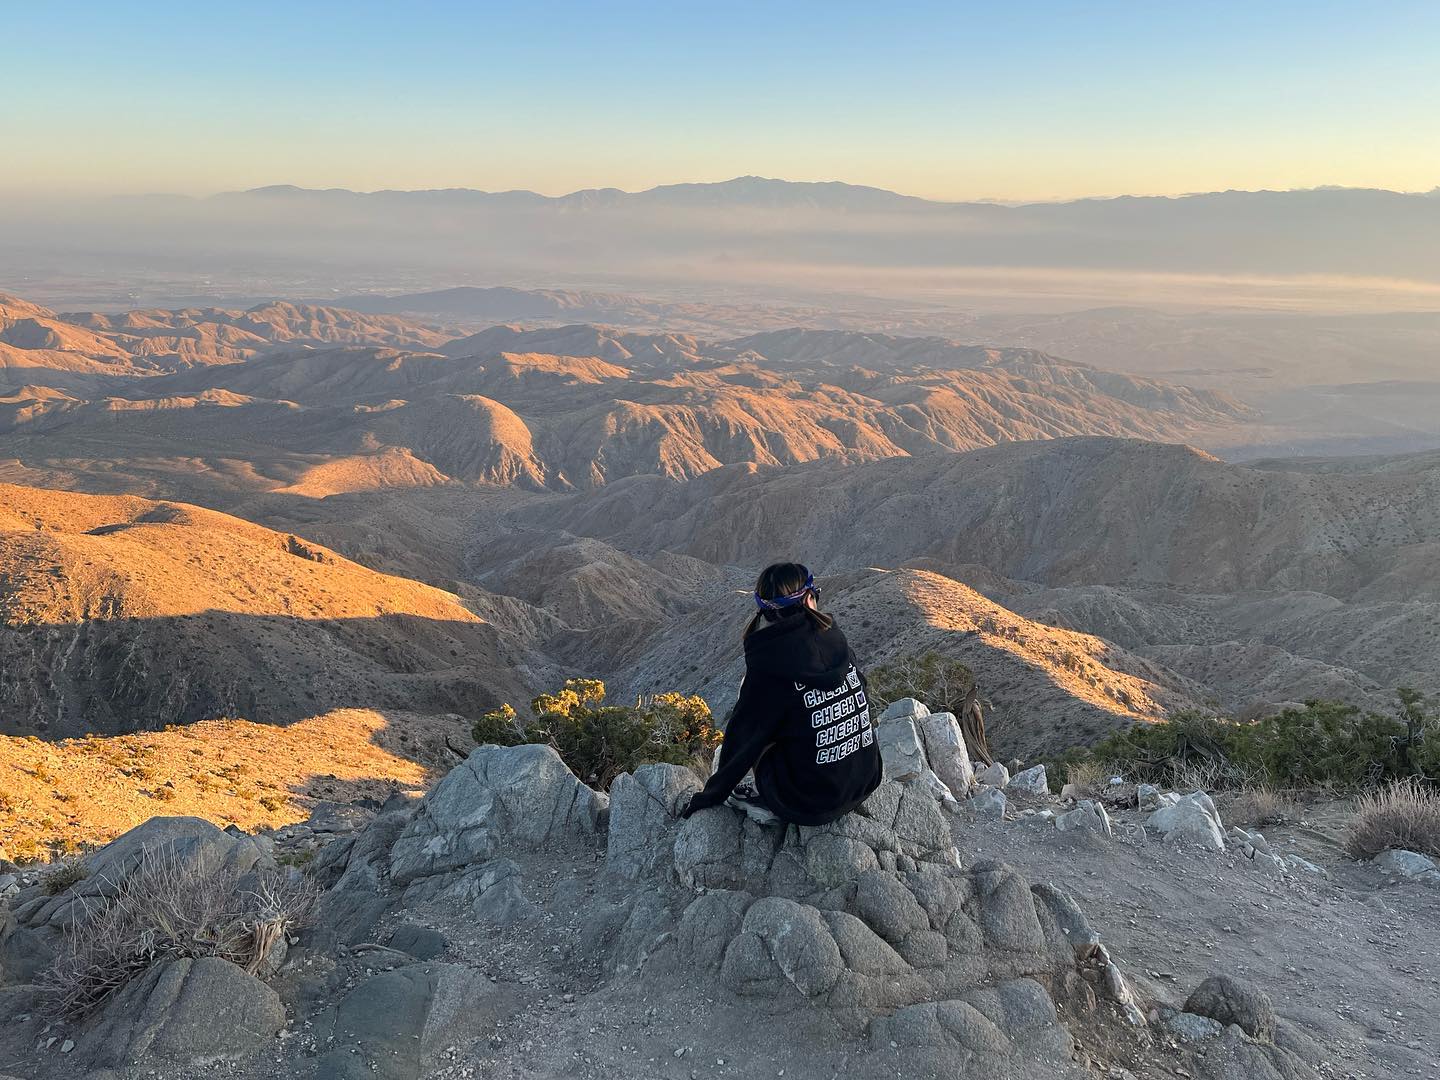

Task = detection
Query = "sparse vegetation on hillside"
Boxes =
[1346,779,1440,861]
[1049,690,1438,792]
[0,709,439,859]
[44,845,317,1017]
[473,678,721,789]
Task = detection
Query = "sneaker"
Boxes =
[725,789,781,826]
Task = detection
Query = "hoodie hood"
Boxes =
[744,614,851,687]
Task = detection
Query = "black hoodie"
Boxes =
[684,614,882,826]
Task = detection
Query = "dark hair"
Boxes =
[743,561,833,639]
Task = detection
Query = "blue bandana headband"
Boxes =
[755,571,818,611]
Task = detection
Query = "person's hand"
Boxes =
[679,793,703,819]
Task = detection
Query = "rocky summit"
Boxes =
[3,727,1406,1080]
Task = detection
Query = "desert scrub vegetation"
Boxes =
[1345,779,1440,860]
[1224,785,1303,829]
[44,845,316,1017]
[1056,758,1111,799]
[865,652,975,714]
[473,678,722,790]
[1048,690,1438,792]
[43,859,88,895]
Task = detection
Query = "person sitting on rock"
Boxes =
[682,561,882,825]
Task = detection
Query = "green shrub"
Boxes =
[472,702,525,746]
[1049,690,1437,793]
[473,679,723,790]
[866,652,975,714]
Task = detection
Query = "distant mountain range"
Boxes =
[10,178,1439,299]
[218,176,944,213]
[210,176,1440,215]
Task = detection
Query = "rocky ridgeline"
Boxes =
[0,721,1335,1079]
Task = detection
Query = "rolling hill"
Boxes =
[505,437,1440,716]
[0,483,544,738]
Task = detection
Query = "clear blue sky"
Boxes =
[5,0,1438,200]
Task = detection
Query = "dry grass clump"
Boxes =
[1345,779,1440,861]
[1226,785,1302,829]
[44,845,317,1017]
[1061,759,1111,798]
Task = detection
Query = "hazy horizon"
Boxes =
[9,175,1440,205]
[6,2,1440,201]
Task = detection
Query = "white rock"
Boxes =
[1230,827,1272,856]
[878,698,930,722]
[1248,851,1287,876]
[914,710,975,797]
[914,767,958,809]
[875,713,927,783]
[974,763,1010,790]
[1283,855,1328,877]
[1149,791,1223,837]
[1159,812,1226,852]
[1008,765,1048,796]
[1373,849,1440,878]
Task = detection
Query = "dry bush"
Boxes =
[1167,757,1232,794]
[1226,785,1302,828]
[44,845,316,1017]
[1345,779,1440,861]
[1061,759,1111,798]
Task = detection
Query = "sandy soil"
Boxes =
[0,708,462,861]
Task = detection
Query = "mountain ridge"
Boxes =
[201,176,1440,213]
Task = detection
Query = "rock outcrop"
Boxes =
[79,956,284,1068]
[606,763,702,881]
[389,742,606,887]
[0,736,1335,1080]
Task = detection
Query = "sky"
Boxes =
[4,0,1439,202]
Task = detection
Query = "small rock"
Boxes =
[1184,975,1276,1040]
[1055,800,1112,837]
[1372,849,1439,879]
[969,785,1007,821]
[1284,855,1328,877]
[975,763,1010,790]
[1008,765,1048,796]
